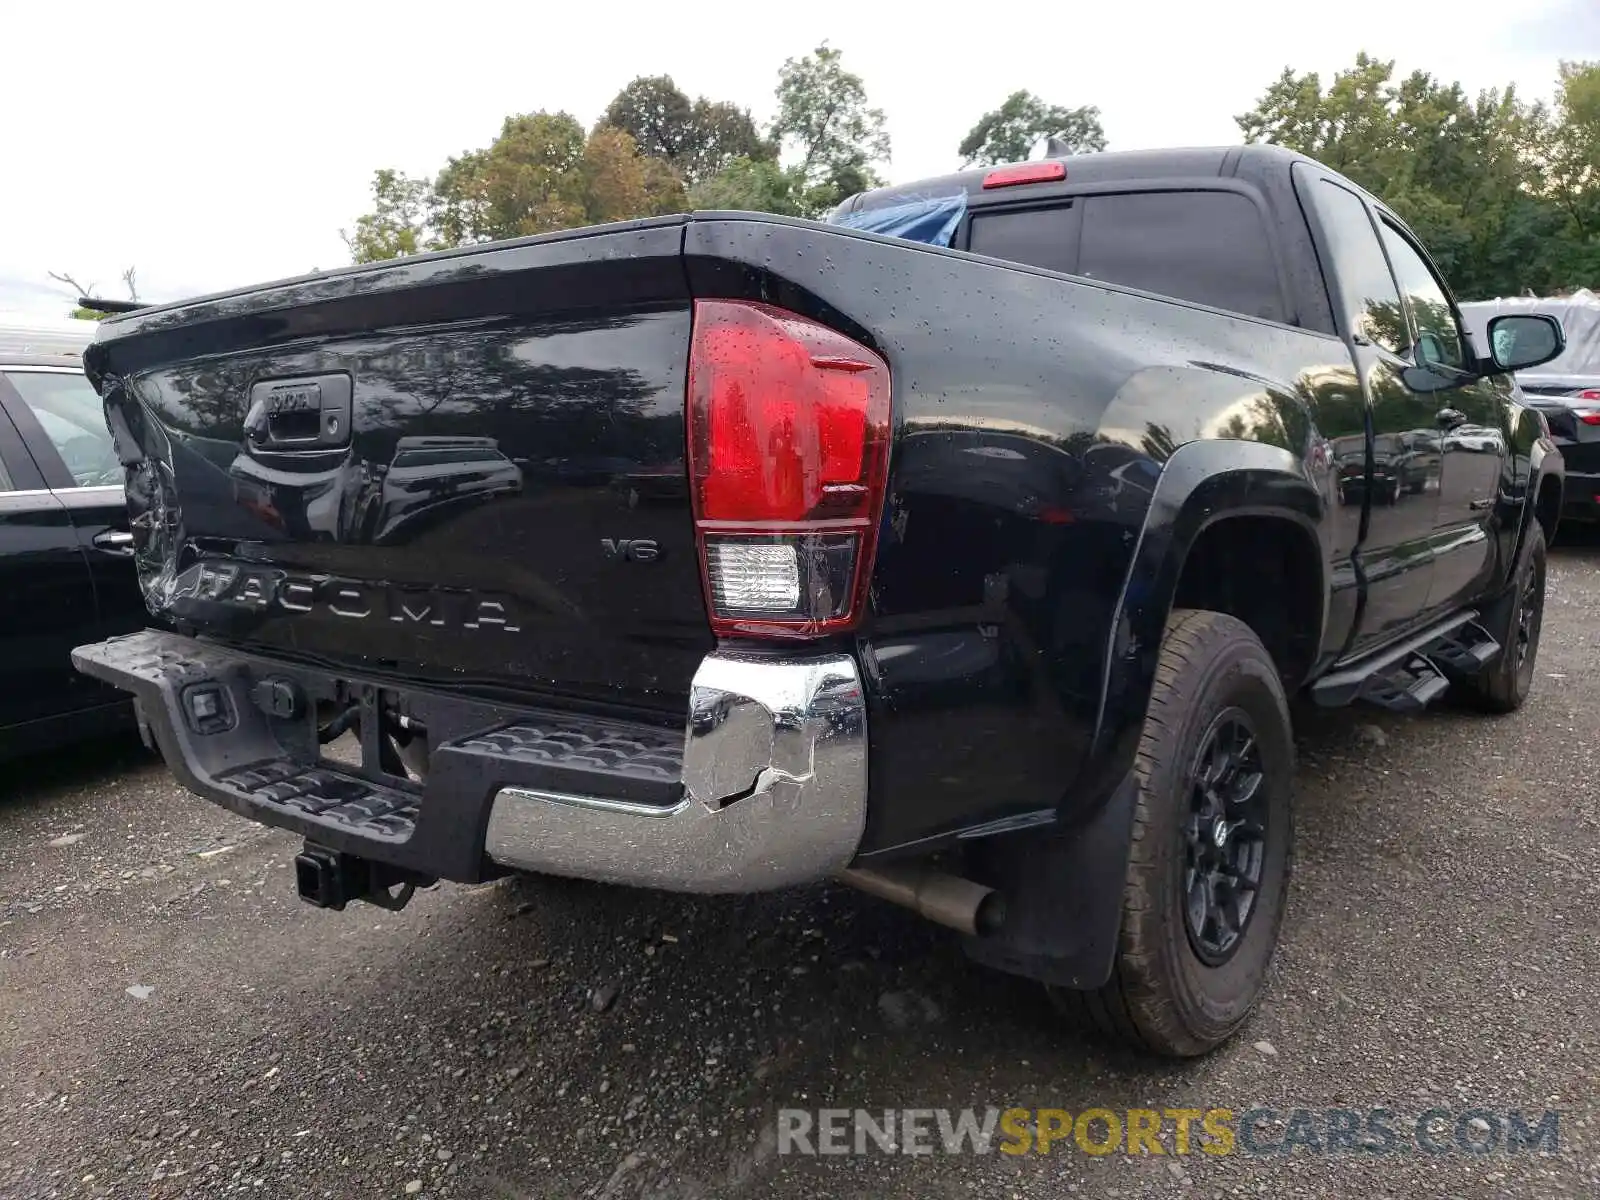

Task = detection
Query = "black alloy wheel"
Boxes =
[1515,550,1545,670]
[1052,609,1295,1057]
[1455,522,1547,713]
[1182,710,1268,966]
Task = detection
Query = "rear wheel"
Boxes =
[1456,524,1546,713]
[1051,609,1294,1056]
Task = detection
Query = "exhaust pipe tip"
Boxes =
[839,864,1004,938]
[972,889,1007,937]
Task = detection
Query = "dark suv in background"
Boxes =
[0,316,145,759]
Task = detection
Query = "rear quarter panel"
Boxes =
[686,218,1363,854]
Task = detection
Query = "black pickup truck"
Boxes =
[72,145,1566,1057]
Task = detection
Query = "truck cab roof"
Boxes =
[835,144,1318,217]
[836,143,1346,337]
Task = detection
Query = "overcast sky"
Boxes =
[2,0,1595,316]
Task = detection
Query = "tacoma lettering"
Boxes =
[190,564,520,633]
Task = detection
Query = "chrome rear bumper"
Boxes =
[484,652,868,892]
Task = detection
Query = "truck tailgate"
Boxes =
[86,219,710,714]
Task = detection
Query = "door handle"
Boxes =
[1435,408,1467,430]
[92,530,135,555]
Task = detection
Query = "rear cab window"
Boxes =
[968,203,1079,276]
[965,189,1288,324]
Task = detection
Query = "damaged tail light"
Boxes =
[687,299,891,638]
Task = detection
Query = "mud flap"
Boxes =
[959,772,1138,989]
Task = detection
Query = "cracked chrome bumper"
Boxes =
[484,652,868,892]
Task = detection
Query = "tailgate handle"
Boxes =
[245,374,353,451]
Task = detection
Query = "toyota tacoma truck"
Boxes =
[72,145,1566,1057]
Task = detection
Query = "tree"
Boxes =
[682,97,773,184]
[602,76,695,162]
[601,76,772,186]
[1236,54,1400,185]
[1550,62,1600,216]
[342,53,893,255]
[579,125,686,223]
[344,113,688,261]
[49,267,139,320]
[1543,61,1600,282]
[770,43,890,216]
[958,91,1107,166]
[434,111,590,243]
[342,170,434,264]
[1235,54,1597,298]
[687,156,803,216]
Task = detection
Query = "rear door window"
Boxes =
[2,370,121,488]
[1301,179,1407,353]
[1378,221,1466,370]
[1076,191,1287,323]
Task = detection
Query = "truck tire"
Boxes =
[1456,523,1546,714]
[1052,609,1294,1056]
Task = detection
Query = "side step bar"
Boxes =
[1312,611,1501,712]
[1359,657,1450,713]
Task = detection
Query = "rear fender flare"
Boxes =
[1512,434,1563,572]
[1077,439,1327,804]
[962,441,1325,992]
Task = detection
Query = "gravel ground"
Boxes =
[2,541,1597,1199]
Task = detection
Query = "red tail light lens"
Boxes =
[1576,389,1600,401]
[688,299,890,638]
[982,161,1066,189]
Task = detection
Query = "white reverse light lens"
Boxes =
[707,542,801,612]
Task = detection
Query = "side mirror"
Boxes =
[1487,314,1565,373]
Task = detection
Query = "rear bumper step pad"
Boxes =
[71,630,690,880]
[219,761,419,841]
